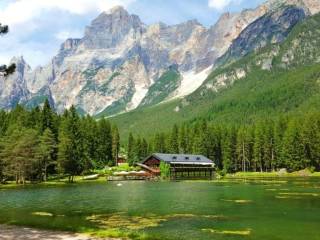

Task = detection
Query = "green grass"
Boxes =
[226,171,320,178]
[0,176,107,189]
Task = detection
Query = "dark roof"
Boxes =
[147,153,214,166]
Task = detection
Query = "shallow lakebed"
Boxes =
[0,178,320,239]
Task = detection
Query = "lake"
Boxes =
[0,178,320,239]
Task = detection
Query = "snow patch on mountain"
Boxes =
[128,84,149,110]
[173,66,212,98]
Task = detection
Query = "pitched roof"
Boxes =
[151,153,214,166]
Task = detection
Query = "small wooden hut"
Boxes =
[137,153,215,180]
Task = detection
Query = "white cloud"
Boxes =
[208,0,243,11]
[0,0,135,67]
[55,30,83,41]
[0,0,135,26]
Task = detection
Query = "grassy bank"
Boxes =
[0,176,107,189]
[226,171,320,178]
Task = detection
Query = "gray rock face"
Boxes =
[0,57,30,109]
[2,0,320,115]
[217,6,306,66]
[81,6,144,49]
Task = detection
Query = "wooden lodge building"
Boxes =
[137,153,215,180]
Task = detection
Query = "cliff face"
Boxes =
[2,0,320,116]
[217,6,306,66]
[0,57,30,109]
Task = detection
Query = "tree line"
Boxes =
[0,100,120,184]
[127,112,320,173]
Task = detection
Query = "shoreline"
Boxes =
[1,172,320,189]
[0,224,118,240]
[225,171,320,179]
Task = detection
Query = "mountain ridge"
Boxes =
[110,10,320,139]
[1,0,319,116]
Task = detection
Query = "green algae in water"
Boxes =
[0,180,320,239]
[202,228,251,236]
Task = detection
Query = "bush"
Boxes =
[160,162,170,179]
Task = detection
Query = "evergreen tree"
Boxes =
[0,128,39,184]
[253,123,265,172]
[302,113,320,170]
[40,99,56,135]
[211,126,223,170]
[169,124,179,153]
[153,133,161,153]
[132,136,142,164]
[96,119,112,166]
[127,133,135,166]
[263,121,276,171]
[141,138,149,159]
[57,106,83,182]
[179,125,187,153]
[112,125,120,165]
[281,120,308,171]
[221,127,237,173]
[36,128,56,181]
[81,115,97,170]
[274,117,287,168]
[236,126,250,172]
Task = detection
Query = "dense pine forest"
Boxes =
[127,112,320,174]
[1,101,319,184]
[0,100,120,184]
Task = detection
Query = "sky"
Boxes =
[0,0,265,68]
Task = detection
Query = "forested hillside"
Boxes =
[126,113,320,173]
[0,100,119,184]
[111,13,320,140]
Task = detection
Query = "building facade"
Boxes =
[137,153,215,180]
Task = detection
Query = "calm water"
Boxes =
[0,179,320,239]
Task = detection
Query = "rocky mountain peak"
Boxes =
[10,56,30,73]
[264,0,320,15]
[108,5,128,14]
[82,6,144,49]
[60,38,81,51]
[3,1,319,116]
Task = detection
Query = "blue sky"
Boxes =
[0,0,265,68]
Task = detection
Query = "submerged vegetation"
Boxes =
[1,180,320,239]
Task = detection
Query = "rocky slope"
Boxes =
[216,6,306,66]
[1,0,320,116]
[111,11,320,138]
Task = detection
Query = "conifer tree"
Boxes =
[236,126,250,172]
[221,127,237,173]
[179,125,187,153]
[81,115,97,169]
[37,128,56,181]
[281,120,308,171]
[141,138,149,159]
[169,124,179,153]
[57,106,83,182]
[153,133,161,153]
[302,113,320,170]
[127,133,135,166]
[40,99,56,135]
[253,123,265,172]
[112,125,120,165]
[0,128,39,184]
[274,117,287,168]
[96,119,112,166]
